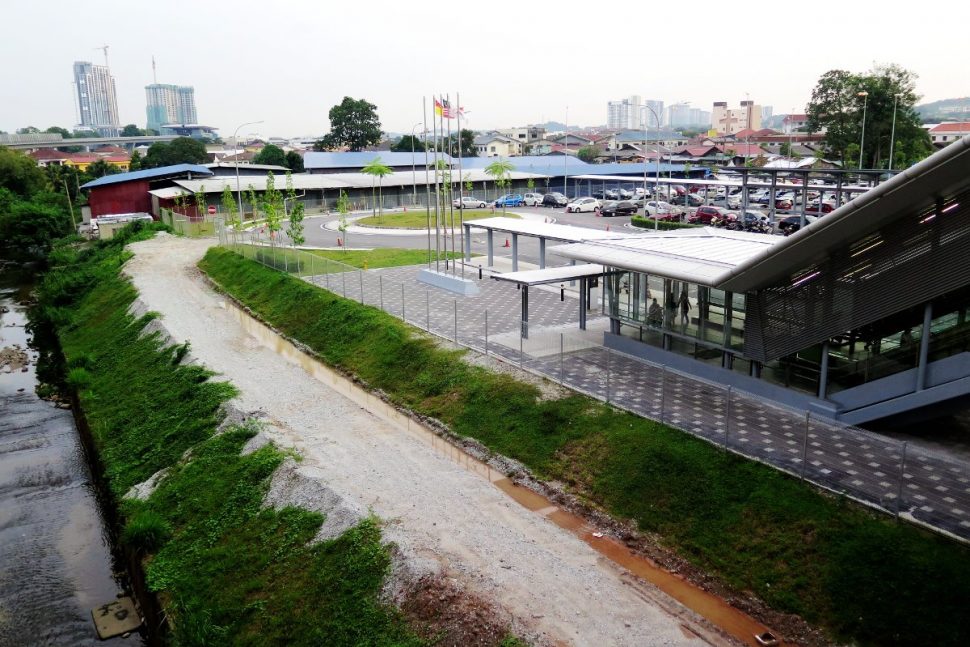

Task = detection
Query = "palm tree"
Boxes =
[484,158,515,215]
[361,157,394,223]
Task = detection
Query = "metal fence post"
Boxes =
[895,441,909,517]
[520,323,524,368]
[379,275,384,311]
[401,283,406,321]
[454,299,459,345]
[359,270,364,304]
[724,386,731,448]
[560,332,564,384]
[800,412,811,478]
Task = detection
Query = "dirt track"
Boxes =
[124,235,730,646]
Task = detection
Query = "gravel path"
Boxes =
[124,235,726,647]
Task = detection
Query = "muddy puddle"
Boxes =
[0,269,142,647]
[224,298,784,647]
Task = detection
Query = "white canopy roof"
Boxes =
[491,263,606,286]
[463,216,627,242]
[553,228,782,287]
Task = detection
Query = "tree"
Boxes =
[44,126,72,138]
[129,150,143,172]
[252,144,286,167]
[121,124,143,137]
[285,173,305,247]
[806,64,930,169]
[261,172,284,242]
[221,185,239,228]
[314,96,382,152]
[577,145,602,163]
[85,159,121,180]
[0,147,49,197]
[0,190,73,258]
[779,142,793,158]
[245,185,259,221]
[335,190,351,250]
[361,157,394,223]
[440,129,477,158]
[16,126,40,134]
[141,137,208,169]
[284,151,304,173]
[484,159,514,214]
[194,185,207,219]
[391,134,426,153]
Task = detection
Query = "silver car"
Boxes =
[453,196,487,209]
[522,192,544,206]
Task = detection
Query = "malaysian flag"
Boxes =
[434,97,463,119]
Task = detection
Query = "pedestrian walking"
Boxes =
[678,288,692,327]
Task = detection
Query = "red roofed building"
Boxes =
[929,123,970,147]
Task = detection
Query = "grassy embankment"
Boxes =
[355,209,518,228]
[200,246,970,647]
[38,225,426,646]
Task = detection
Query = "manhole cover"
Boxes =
[91,597,141,639]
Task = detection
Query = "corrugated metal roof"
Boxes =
[458,155,591,170]
[304,151,454,169]
[81,163,212,189]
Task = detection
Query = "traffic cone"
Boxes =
[503,238,510,248]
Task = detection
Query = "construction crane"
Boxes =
[95,44,109,68]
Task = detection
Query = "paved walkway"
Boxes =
[302,263,970,542]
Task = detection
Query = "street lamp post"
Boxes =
[888,92,902,171]
[410,122,421,204]
[641,105,662,231]
[233,120,264,220]
[857,91,869,171]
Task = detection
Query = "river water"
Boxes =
[0,267,142,646]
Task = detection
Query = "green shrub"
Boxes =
[631,215,700,230]
[122,509,173,552]
[65,366,92,389]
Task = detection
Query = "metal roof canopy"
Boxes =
[718,134,970,292]
[81,163,213,189]
[491,263,608,286]
[552,227,783,287]
[148,186,190,199]
[569,174,873,192]
[463,216,627,242]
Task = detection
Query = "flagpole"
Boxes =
[433,96,441,273]
[456,92,465,279]
[447,93,457,276]
[439,94,447,271]
[423,96,432,269]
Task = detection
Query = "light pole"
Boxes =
[857,91,869,171]
[888,92,902,171]
[641,105,662,231]
[233,120,264,220]
[410,121,421,204]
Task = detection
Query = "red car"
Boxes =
[806,202,835,215]
[688,206,722,224]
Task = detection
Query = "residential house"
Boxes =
[474,134,524,157]
[929,122,970,147]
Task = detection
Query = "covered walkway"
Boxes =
[491,264,611,336]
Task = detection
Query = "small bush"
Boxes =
[65,366,92,389]
[122,510,173,552]
[631,215,700,230]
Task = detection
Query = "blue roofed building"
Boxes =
[305,151,453,174]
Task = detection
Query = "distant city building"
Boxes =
[782,114,810,134]
[644,100,664,128]
[495,125,547,144]
[762,105,773,123]
[146,84,198,133]
[688,108,712,128]
[607,95,642,129]
[73,61,121,137]
[712,100,762,135]
[665,103,693,128]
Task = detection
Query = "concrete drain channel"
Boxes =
[223,299,785,647]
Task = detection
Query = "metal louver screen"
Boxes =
[744,190,970,362]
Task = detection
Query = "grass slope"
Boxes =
[40,226,426,646]
[200,246,970,647]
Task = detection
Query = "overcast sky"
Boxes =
[1,0,966,138]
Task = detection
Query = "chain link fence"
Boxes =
[218,234,970,544]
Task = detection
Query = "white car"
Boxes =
[565,197,600,213]
[522,192,544,206]
[644,200,680,217]
[453,196,487,209]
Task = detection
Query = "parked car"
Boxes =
[634,186,654,198]
[522,192,544,206]
[688,205,736,225]
[736,210,771,233]
[565,197,600,213]
[453,196,487,209]
[644,201,682,220]
[806,201,835,214]
[542,192,568,207]
[592,188,620,200]
[616,188,634,199]
[493,194,524,207]
[774,198,794,210]
[599,200,638,217]
[776,214,818,235]
[671,193,704,207]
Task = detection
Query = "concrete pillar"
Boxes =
[486,229,494,267]
[512,233,519,272]
[818,341,830,399]
[916,302,933,391]
[539,237,546,269]
[570,258,576,287]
